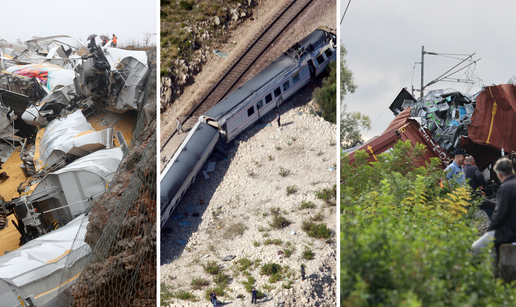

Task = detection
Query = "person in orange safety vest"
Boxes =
[112,34,117,47]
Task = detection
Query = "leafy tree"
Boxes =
[313,60,336,123]
[340,105,371,149]
[340,45,357,100]
[340,45,370,148]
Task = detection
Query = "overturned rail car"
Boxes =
[160,29,336,228]
[347,107,453,169]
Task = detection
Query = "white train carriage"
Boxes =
[160,29,335,227]
[200,29,336,142]
[160,121,219,228]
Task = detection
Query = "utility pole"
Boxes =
[421,46,424,98]
[415,46,478,97]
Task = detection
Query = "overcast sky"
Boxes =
[1,0,157,47]
[340,0,516,140]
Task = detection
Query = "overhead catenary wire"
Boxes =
[340,0,351,25]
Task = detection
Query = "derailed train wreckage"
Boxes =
[348,79,516,189]
[0,34,149,244]
[160,29,337,228]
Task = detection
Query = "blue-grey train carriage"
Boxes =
[160,29,336,228]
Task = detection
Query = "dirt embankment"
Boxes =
[71,49,157,307]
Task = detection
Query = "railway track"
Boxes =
[160,0,314,157]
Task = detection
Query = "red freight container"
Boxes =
[347,107,453,169]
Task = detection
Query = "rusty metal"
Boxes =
[347,107,453,169]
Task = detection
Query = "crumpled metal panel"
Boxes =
[468,84,516,152]
[348,107,453,169]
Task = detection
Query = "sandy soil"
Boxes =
[161,87,338,306]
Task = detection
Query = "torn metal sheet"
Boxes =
[9,147,122,238]
[0,214,89,307]
[468,84,516,152]
[35,110,113,171]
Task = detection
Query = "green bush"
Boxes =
[269,272,282,283]
[213,271,229,285]
[236,258,253,271]
[203,260,220,275]
[191,277,209,290]
[340,140,512,306]
[316,185,336,206]
[301,221,332,239]
[312,60,336,123]
[302,248,314,260]
[241,275,255,292]
[175,290,198,301]
[269,214,291,229]
[286,185,297,195]
[261,263,282,275]
[300,201,316,209]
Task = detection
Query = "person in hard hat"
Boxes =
[112,34,117,47]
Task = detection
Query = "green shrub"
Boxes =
[191,277,209,290]
[269,273,282,283]
[302,248,314,260]
[282,280,293,289]
[203,260,220,275]
[213,271,229,285]
[316,185,336,206]
[269,214,292,229]
[175,290,197,301]
[312,60,336,123]
[241,275,255,292]
[284,246,296,258]
[160,282,174,305]
[261,263,282,275]
[263,238,283,245]
[300,201,316,209]
[310,212,324,222]
[279,167,291,177]
[236,258,253,271]
[340,140,511,306]
[301,221,332,239]
[286,185,297,195]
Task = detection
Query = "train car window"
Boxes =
[257,100,263,110]
[265,94,272,104]
[247,106,255,117]
[316,54,325,65]
[274,87,281,97]
[324,48,333,58]
[283,80,290,91]
[292,73,300,84]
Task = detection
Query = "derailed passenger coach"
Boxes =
[160,29,336,228]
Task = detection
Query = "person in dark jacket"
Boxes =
[465,155,496,219]
[464,156,488,192]
[301,264,306,281]
[472,158,516,264]
[251,287,257,304]
[210,291,217,307]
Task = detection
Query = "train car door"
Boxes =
[276,96,283,109]
[308,60,316,80]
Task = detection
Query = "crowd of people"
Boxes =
[444,149,516,268]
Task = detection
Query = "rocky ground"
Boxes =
[160,90,337,306]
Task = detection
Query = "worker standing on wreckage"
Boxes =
[84,34,111,96]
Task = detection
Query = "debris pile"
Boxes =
[0,35,154,306]
[390,88,477,155]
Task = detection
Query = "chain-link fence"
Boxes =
[55,49,156,307]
